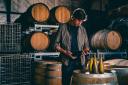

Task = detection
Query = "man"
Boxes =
[54,8,89,85]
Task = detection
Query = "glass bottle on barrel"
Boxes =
[89,54,98,74]
[92,54,98,74]
[98,55,104,74]
[89,56,93,73]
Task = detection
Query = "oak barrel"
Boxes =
[35,61,62,85]
[15,3,49,24]
[34,61,48,85]
[46,61,62,85]
[23,32,50,52]
[28,3,49,22]
[91,30,122,50]
[49,6,71,24]
[31,32,49,51]
[72,70,118,85]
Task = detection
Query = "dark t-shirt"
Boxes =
[68,25,81,56]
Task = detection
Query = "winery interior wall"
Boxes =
[0,0,72,23]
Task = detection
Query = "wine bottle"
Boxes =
[98,56,104,74]
[92,55,98,74]
[89,57,93,73]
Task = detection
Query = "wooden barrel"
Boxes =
[34,61,48,85]
[72,70,118,85]
[46,61,62,85]
[23,32,50,52]
[91,29,122,50]
[31,32,49,51]
[15,3,49,32]
[35,61,62,85]
[15,3,49,24]
[28,3,49,22]
[49,6,71,24]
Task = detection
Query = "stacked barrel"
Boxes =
[14,4,71,84]
[15,3,71,29]
[15,3,71,53]
[48,6,71,24]
[15,3,50,27]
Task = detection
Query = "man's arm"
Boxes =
[55,44,73,57]
[54,25,76,59]
[83,28,90,52]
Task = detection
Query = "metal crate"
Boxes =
[0,54,32,85]
[0,23,21,53]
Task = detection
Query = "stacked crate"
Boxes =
[0,54,32,85]
[0,23,32,85]
[0,23,21,53]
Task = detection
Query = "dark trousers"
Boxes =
[62,59,82,85]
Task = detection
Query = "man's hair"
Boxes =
[72,8,87,21]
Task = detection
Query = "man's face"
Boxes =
[73,19,83,27]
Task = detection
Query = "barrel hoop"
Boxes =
[74,83,118,85]
[104,30,109,48]
[46,76,62,79]
[46,69,61,71]
[47,64,62,67]
[73,72,117,78]
[72,76,117,84]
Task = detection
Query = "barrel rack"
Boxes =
[31,51,127,61]
[31,52,60,61]
[96,49,127,59]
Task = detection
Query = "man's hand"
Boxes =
[64,50,77,60]
[83,48,89,56]
[56,44,67,54]
[70,56,77,60]
[55,44,77,60]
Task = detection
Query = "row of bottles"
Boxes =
[87,55,104,74]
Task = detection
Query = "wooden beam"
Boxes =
[0,11,23,14]
[4,0,11,22]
